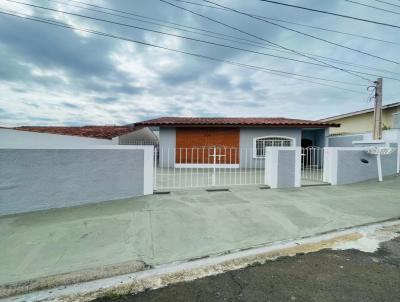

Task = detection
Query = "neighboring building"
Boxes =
[320,101,400,135]
[0,125,158,147]
[136,117,338,167]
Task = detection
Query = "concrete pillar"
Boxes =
[323,147,338,185]
[265,147,301,189]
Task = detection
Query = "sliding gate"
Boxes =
[154,147,265,190]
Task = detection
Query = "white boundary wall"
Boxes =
[0,128,115,147]
[0,145,153,216]
[265,147,301,189]
[323,146,398,185]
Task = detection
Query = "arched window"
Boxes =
[253,136,294,158]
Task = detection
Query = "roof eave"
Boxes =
[135,123,339,128]
[320,101,400,122]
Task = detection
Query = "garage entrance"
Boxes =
[154,146,264,190]
[175,127,240,165]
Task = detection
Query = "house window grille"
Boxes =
[254,136,293,158]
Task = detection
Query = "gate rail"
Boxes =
[154,146,326,190]
[301,147,324,185]
[154,147,265,190]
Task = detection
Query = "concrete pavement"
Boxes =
[1,176,400,296]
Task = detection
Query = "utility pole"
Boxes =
[372,77,383,140]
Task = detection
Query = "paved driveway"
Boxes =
[1,176,400,288]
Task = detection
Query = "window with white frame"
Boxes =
[254,136,294,158]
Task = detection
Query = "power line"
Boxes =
[344,0,400,15]
[257,16,400,46]
[5,0,373,82]
[44,0,278,51]
[8,0,400,81]
[373,0,400,9]
[160,0,373,83]
[172,0,400,46]
[0,9,367,93]
[43,0,400,77]
[6,1,398,80]
[9,1,282,57]
[202,0,399,65]
[258,0,400,29]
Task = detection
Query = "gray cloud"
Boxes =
[61,102,79,109]
[0,0,399,126]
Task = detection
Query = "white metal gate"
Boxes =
[301,147,325,185]
[154,147,265,190]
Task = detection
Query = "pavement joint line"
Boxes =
[5,218,400,302]
[146,210,155,259]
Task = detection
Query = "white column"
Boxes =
[265,147,301,189]
[294,147,301,188]
[264,147,279,188]
[377,153,383,182]
[323,147,338,185]
[143,145,154,195]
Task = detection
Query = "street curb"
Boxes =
[4,218,400,302]
[0,261,147,299]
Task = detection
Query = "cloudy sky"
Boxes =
[0,0,399,126]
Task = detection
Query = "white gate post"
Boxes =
[212,146,216,186]
[377,153,383,182]
[294,147,301,188]
[323,147,338,185]
[143,145,155,195]
[265,147,301,189]
[264,148,278,187]
[153,147,157,191]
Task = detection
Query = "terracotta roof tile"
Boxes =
[136,117,339,128]
[13,125,140,140]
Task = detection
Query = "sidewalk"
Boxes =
[1,176,400,296]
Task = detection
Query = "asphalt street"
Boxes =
[95,236,400,302]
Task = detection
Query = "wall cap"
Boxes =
[0,145,154,150]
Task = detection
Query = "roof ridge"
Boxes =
[135,117,339,128]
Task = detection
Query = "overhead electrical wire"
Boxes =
[6,0,375,82]
[373,0,400,9]
[201,0,399,65]
[42,0,400,77]
[7,0,400,81]
[257,0,400,29]
[160,0,374,82]
[344,0,400,15]
[0,9,367,94]
[43,0,277,51]
[172,0,400,46]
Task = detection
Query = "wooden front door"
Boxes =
[175,127,240,164]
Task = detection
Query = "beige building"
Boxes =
[320,101,400,135]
